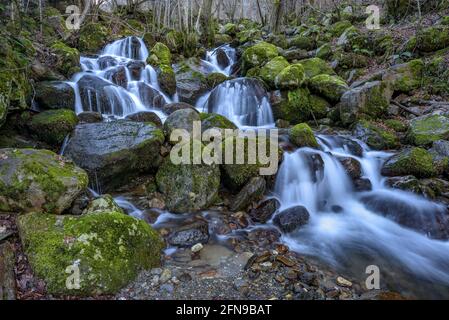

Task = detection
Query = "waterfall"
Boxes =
[274,135,449,288]
[68,37,170,118]
[204,44,236,76]
[205,78,275,128]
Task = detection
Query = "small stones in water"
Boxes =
[276,255,295,267]
[337,276,353,287]
[191,243,204,253]
[148,197,165,209]
[259,262,273,271]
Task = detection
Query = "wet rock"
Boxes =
[167,221,210,247]
[162,102,197,115]
[65,121,164,189]
[17,211,164,296]
[361,191,449,240]
[230,177,266,212]
[85,194,124,214]
[289,123,319,148]
[308,74,348,103]
[27,109,78,146]
[78,111,103,123]
[242,41,279,71]
[249,198,281,223]
[321,136,364,157]
[97,56,118,69]
[157,65,177,96]
[104,66,127,88]
[156,155,220,213]
[200,113,238,133]
[273,206,310,233]
[0,148,88,214]
[353,120,400,150]
[69,192,91,215]
[354,178,372,192]
[77,75,123,114]
[175,67,209,105]
[163,108,201,140]
[131,82,166,109]
[406,114,449,147]
[34,81,75,110]
[126,60,145,80]
[381,148,437,178]
[339,81,392,126]
[215,48,230,69]
[338,157,362,180]
[125,112,162,127]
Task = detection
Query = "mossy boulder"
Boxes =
[27,109,78,146]
[205,72,229,89]
[156,153,220,213]
[309,74,348,103]
[406,114,449,147]
[275,64,306,90]
[0,148,88,214]
[242,41,279,71]
[51,41,81,77]
[297,58,336,79]
[148,42,171,66]
[339,81,392,126]
[34,81,75,110]
[353,120,400,150]
[220,135,282,191]
[316,43,332,60]
[17,211,163,296]
[157,64,177,96]
[330,20,353,37]
[288,35,315,50]
[164,108,201,141]
[85,195,124,215]
[78,23,110,54]
[381,148,437,178]
[384,119,408,132]
[382,59,423,94]
[334,51,369,69]
[415,26,449,53]
[259,56,290,88]
[289,123,319,148]
[272,88,330,124]
[200,113,238,132]
[222,23,238,36]
[237,29,263,44]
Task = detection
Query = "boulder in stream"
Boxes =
[273,206,310,233]
[230,177,266,212]
[34,81,75,110]
[249,198,281,223]
[167,220,210,247]
[65,121,164,189]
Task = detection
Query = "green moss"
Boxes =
[237,29,262,44]
[330,20,353,37]
[17,211,164,296]
[148,42,171,66]
[157,64,176,95]
[205,72,229,89]
[222,23,238,36]
[259,56,290,88]
[415,26,449,52]
[51,41,81,77]
[384,148,437,178]
[28,109,78,146]
[275,64,306,89]
[297,57,336,79]
[316,43,332,60]
[406,114,449,147]
[289,123,319,148]
[384,119,408,132]
[355,120,400,150]
[78,23,110,53]
[242,41,279,71]
[0,148,88,213]
[289,35,315,50]
[273,88,330,124]
[200,113,237,132]
[388,59,424,93]
[308,74,348,102]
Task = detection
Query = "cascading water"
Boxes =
[203,44,237,76]
[68,36,169,119]
[204,78,275,128]
[273,135,449,297]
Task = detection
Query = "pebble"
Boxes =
[159,269,172,283]
[150,268,163,276]
[260,262,273,271]
[191,243,204,253]
[337,276,353,287]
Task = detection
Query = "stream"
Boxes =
[65,36,449,299]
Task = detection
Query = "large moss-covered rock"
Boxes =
[157,64,177,96]
[272,88,330,124]
[65,121,164,189]
[220,135,282,191]
[27,109,78,146]
[242,41,279,71]
[381,147,437,178]
[259,56,290,88]
[382,59,423,94]
[237,29,263,44]
[414,26,449,52]
[315,43,332,60]
[289,123,319,148]
[50,41,81,77]
[309,74,348,103]
[330,20,353,37]
[164,108,201,141]
[156,154,220,213]
[148,42,172,66]
[78,23,110,54]
[0,148,88,214]
[17,211,163,296]
[288,35,315,50]
[353,120,400,150]
[34,81,75,110]
[298,58,336,78]
[200,113,237,133]
[406,114,449,147]
[275,64,306,89]
[339,81,392,126]
[174,61,209,104]
[85,195,124,215]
